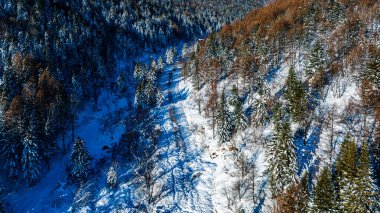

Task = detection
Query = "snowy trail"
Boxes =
[153,61,218,212]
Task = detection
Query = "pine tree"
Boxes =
[229,86,247,132]
[144,77,156,106]
[362,47,380,92]
[216,92,232,143]
[233,99,247,132]
[21,133,41,185]
[206,33,221,58]
[336,136,358,211]
[192,58,202,91]
[303,1,320,44]
[1,58,19,102]
[70,137,92,183]
[305,41,326,79]
[182,43,188,58]
[107,166,117,189]
[147,62,157,83]
[156,86,164,106]
[284,67,308,122]
[229,85,240,107]
[0,117,22,180]
[165,48,174,65]
[134,81,146,107]
[251,81,270,127]
[327,0,343,22]
[267,103,297,196]
[157,56,165,72]
[314,166,336,212]
[150,60,157,74]
[134,63,146,80]
[367,47,380,87]
[299,171,310,212]
[354,142,378,212]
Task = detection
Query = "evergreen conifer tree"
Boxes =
[305,41,326,79]
[314,166,336,212]
[150,60,157,74]
[300,171,310,211]
[21,133,41,185]
[216,92,232,143]
[70,137,92,183]
[166,48,174,65]
[144,77,156,106]
[107,166,117,189]
[229,86,247,132]
[362,47,380,91]
[354,142,378,212]
[252,81,270,127]
[327,0,343,22]
[134,63,146,80]
[229,85,240,107]
[156,86,164,106]
[336,136,359,211]
[157,56,165,72]
[267,103,297,196]
[284,67,308,122]
[134,81,145,107]
[182,43,188,58]
[233,98,247,132]
[192,59,202,91]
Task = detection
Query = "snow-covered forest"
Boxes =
[0,0,379,212]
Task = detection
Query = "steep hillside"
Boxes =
[0,0,262,186]
[0,0,265,211]
[0,0,379,212]
[183,0,380,211]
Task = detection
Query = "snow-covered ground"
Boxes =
[8,89,130,212]
[7,39,368,212]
